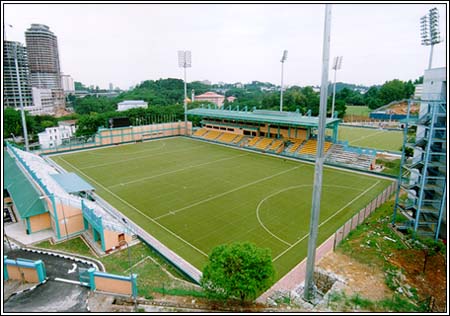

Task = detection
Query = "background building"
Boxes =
[31,87,54,115]
[25,24,65,114]
[194,91,236,108]
[61,73,75,93]
[117,100,148,111]
[3,41,34,109]
[38,119,77,149]
[194,91,226,108]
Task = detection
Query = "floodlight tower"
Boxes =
[178,50,192,134]
[420,7,442,69]
[280,50,288,112]
[330,56,343,118]
[303,4,332,302]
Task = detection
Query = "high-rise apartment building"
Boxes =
[25,24,65,114]
[61,73,75,93]
[3,41,34,110]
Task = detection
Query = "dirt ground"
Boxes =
[388,249,447,312]
[388,101,419,115]
[317,247,447,312]
[317,251,393,301]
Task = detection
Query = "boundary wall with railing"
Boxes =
[257,181,397,303]
[34,121,192,155]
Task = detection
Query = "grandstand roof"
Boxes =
[186,108,340,128]
[50,173,95,193]
[4,152,48,218]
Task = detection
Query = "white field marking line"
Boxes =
[80,144,206,170]
[57,156,209,257]
[272,180,381,262]
[255,184,366,248]
[85,140,166,157]
[109,153,250,189]
[154,166,302,221]
[256,185,309,247]
[348,130,386,144]
[124,256,150,273]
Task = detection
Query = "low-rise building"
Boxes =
[38,120,77,149]
[195,91,237,108]
[117,100,148,111]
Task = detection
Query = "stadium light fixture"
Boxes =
[331,56,343,118]
[280,50,288,112]
[178,50,192,134]
[420,7,442,69]
[304,4,332,302]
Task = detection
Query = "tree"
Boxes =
[404,80,415,99]
[378,79,406,105]
[3,107,23,137]
[413,76,424,85]
[200,242,275,303]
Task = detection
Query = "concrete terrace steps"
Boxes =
[326,144,375,170]
[286,140,304,153]
[268,139,284,152]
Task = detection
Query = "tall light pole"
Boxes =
[178,50,192,135]
[13,42,30,151]
[330,56,343,118]
[421,7,442,69]
[280,50,288,112]
[304,3,332,302]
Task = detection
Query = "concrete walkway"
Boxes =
[5,221,54,246]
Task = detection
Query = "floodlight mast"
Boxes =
[280,50,288,112]
[331,56,343,118]
[303,4,332,302]
[420,7,442,69]
[178,50,191,135]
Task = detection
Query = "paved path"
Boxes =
[4,281,88,313]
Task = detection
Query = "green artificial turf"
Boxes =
[50,137,392,280]
[338,126,403,152]
[345,105,371,117]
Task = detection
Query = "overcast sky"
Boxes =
[3,2,447,90]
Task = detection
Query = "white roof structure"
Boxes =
[10,147,129,234]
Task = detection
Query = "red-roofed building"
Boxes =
[194,91,236,108]
[194,91,225,107]
[226,96,236,103]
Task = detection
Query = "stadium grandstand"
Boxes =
[187,106,377,170]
